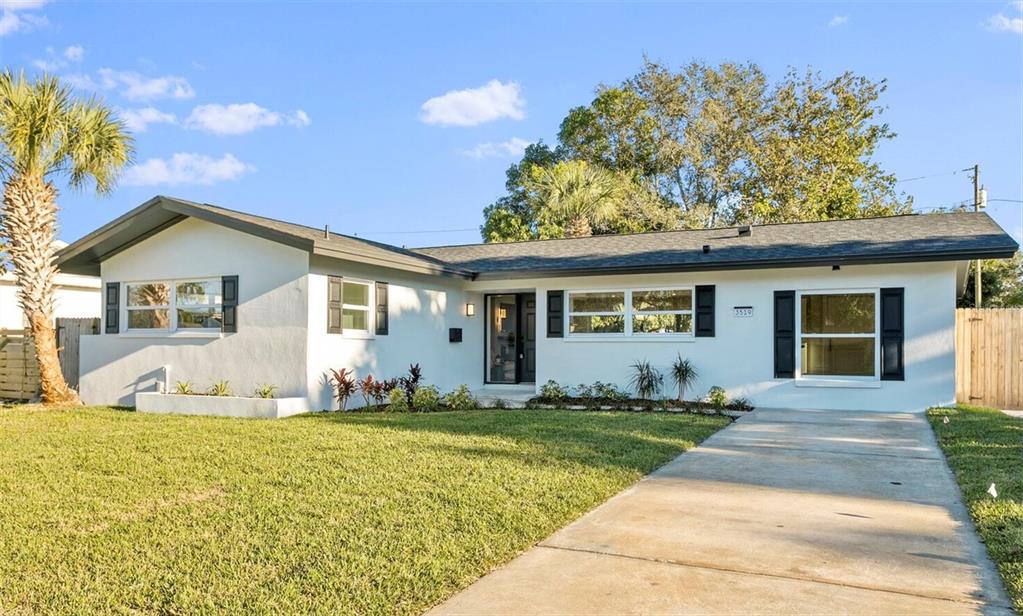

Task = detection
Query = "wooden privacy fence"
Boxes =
[0,318,99,401]
[956,308,1023,410]
[0,329,40,400]
[57,317,100,391]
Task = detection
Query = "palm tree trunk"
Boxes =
[2,174,81,404]
[565,215,592,238]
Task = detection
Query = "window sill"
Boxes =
[564,335,696,343]
[119,331,223,339]
[794,379,882,389]
[327,332,375,340]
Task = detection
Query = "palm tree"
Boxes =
[0,72,133,403]
[528,160,622,237]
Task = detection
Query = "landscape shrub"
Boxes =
[412,385,441,412]
[399,364,422,407]
[670,355,698,402]
[253,384,278,399]
[329,368,357,411]
[540,380,568,401]
[387,387,409,412]
[443,385,478,410]
[174,380,194,395]
[592,381,627,400]
[705,386,728,410]
[209,380,232,397]
[629,360,663,400]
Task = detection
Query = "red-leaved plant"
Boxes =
[329,368,357,411]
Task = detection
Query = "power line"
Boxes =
[896,168,970,184]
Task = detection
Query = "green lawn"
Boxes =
[0,406,726,614]
[928,405,1023,610]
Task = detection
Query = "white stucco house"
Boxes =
[56,196,1018,415]
[0,263,100,330]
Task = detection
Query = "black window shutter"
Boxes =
[105,282,119,334]
[695,285,715,337]
[375,282,389,335]
[327,276,343,334]
[774,290,796,378]
[222,275,239,333]
[547,290,564,338]
[880,287,905,381]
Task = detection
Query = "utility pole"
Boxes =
[972,164,982,308]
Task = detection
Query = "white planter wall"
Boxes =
[136,392,309,419]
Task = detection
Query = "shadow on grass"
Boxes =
[302,409,729,475]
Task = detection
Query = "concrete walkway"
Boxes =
[433,408,1013,615]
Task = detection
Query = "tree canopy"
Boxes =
[481,59,912,242]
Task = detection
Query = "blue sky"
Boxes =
[1,1,1021,247]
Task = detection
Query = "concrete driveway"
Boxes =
[433,408,1013,615]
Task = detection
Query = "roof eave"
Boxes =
[469,247,1020,281]
[312,242,474,279]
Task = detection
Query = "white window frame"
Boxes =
[339,278,375,339]
[566,285,695,340]
[795,288,880,382]
[121,278,223,336]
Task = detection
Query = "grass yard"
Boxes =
[928,405,1023,610]
[0,406,726,614]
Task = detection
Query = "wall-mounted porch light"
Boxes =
[465,302,476,317]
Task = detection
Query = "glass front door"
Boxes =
[487,295,518,383]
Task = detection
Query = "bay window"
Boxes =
[799,292,877,378]
[125,279,223,332]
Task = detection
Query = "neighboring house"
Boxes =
[0,265,100,330]
[56,196,1018,413]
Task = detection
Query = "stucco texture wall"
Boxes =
[79,218,310,406]
[468,262,958,412]
[306,256,482,410]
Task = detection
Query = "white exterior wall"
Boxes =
[79,218,311,406]
[468,261,958,412]
[306,256,482,410]
[0,273,100,329]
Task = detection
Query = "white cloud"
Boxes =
[63,44,83,62]
[122,153,253,186]
[828,15,848,27]
[463,137,531,159]
[185,103,310,135]
[66,68,195,100]
[32,44,84,72]
[421,79,525,127]
[119,107,176,132]
[988,13,1023,34]
[0,0,48,37]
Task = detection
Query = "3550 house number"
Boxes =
[733,306,754,318]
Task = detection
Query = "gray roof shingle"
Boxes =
[412,212,1018,279]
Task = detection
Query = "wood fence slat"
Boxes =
[956,308,1023,410]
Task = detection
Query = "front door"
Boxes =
[519,294,536,382]
[485,293,536,384]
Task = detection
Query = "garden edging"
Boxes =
[136,392,309,419]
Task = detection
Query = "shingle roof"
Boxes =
[58,196,1018,280]
[413,212,1019,279]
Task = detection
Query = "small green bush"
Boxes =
[705,386,728,409]
[573,383,594,398]
[629,360,663,400]
[412,385,441,412]
[540,380,568,400]
[174,380,194,395]
[443,385,478,410]
[253,384,278,399]
[209,380,232,397]
[387,387,409,412]
[592,381,627,400]
[730,396,754,411]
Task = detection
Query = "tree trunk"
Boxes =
[565,215,592,238]
[2,174,81,405]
